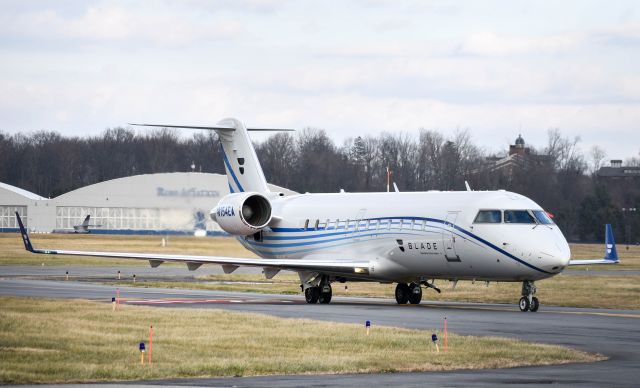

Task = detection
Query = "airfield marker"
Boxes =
[118,270,121,280]
[148,325,153,366]
[65,271,69,281]
[133,274,136,283]
[139,342,145,365]
[444,317,448,352]
[432,333,439,353]
[112,297,116,311]
[365,320,371,336]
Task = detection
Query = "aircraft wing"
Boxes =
[15,213,370,276]
[568,224,620,266]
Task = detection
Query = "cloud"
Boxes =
[0,4,246,47]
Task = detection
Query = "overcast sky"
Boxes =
[1,0,639,159]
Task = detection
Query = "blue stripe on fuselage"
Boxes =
[263,216,551,274]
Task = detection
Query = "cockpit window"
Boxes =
[504,210,535,224]
[474,210,502,223]
[533,210,554,225]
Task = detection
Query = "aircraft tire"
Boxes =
[319,284,332,304]
[305,287,320,304]
[530,297,539,312]
[395,283,410,304]
[408,283,422,304]
[518,296,530,312]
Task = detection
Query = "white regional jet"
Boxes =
[15,118,620,312]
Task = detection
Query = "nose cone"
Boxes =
[542,228,571,272]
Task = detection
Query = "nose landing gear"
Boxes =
[519,280,539,312]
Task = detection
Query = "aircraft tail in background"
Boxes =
[603,223,619,262]
[569,223,620,265]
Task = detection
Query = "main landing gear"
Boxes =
[395,282,423,305]
[519,280,539,312]
[304,275,332,304]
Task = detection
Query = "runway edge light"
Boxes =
[139,342,145,365]
[432,333,439,353]
[365,320,371,336]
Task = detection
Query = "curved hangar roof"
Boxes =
[53,172,296,207]
[0,182,46,203]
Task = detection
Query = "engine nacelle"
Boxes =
[210,192,272,235]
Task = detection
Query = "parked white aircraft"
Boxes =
[52,215,100,234]
[16,118,619,312]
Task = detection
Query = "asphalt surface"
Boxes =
[1,267,639,387]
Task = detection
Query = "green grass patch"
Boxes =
[0,297,601,384]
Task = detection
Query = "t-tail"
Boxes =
[129,118,293,194]
[216,118,269,194]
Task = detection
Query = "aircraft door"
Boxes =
[442,211,461,262]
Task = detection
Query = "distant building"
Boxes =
[597,160,640,179]
[485,135,552,173]
[0,173,296,234]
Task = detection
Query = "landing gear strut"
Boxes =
[304,275,332,304]
[519,280,539,312]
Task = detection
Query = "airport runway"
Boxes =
[1,273,639,387]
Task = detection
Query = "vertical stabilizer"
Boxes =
[604,224,618,262]
[215,118,270,194]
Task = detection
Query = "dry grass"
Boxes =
[0,233,256,266]
[0,297,601,384]
[569,243,640,270]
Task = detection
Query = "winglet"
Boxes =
[15,212,34,252]
[604,224,619,262]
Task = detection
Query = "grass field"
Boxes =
[0,297,601,384]
[0,233,257,266]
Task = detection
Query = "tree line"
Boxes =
[1,127,638,243]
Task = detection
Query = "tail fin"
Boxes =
[215,118,269,193]
[604,224,618,262]
[82,215,90,227]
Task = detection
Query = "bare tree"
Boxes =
[588,145,607,175]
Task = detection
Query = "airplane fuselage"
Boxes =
[237,190,570,283]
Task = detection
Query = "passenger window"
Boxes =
[474,210,502,223]
[504,210,535,224]
[533,210,554,225]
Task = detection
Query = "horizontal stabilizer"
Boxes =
[129,123,294,132]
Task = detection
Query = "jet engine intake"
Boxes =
[211,192,272,235]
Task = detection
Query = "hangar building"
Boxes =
[0,173,295,234]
